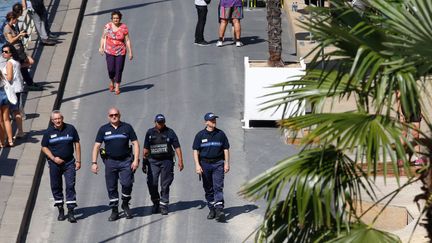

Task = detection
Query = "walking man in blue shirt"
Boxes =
[193,112,230,222]
[41,110,81,223]
[91,107,140,221]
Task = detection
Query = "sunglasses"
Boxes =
[2,50,10,54]
[109,113,119,117]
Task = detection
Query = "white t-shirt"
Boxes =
[195,0,208,6]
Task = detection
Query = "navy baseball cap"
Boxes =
[155,114,166,123]
[204,112,219,121]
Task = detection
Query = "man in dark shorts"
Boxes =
[217,0,243,47]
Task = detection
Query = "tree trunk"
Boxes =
[267,0,284,67]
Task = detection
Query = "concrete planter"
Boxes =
[243,56,305,128]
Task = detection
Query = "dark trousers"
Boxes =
[48,158,77,209]
[147,159,174,207]
[201,160,224,209]
[195,5,208,42]
[21,67,34,85]
[104,157,134,207]
[105,54,126,83]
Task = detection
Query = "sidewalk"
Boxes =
[0,0,86,242]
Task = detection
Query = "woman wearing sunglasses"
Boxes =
[2,43,25,141]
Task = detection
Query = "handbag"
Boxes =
[3,80,17,105]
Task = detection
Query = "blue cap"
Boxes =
[155,114,166,123]
[204,112,219,121]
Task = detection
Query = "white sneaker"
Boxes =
[216,41,223,47]
[235,41,244,47]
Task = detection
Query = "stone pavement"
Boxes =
[0,0,86,242]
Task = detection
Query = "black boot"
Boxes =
[121,202,133,219]
[57,205,66,221]
[152,204,160,214]
[207,208,216,219]
[215,208,226,222]
[108,207,119,221]
[67,209,77,223]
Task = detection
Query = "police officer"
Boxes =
[41,110,81,223]
[193,112,230,222]
[142,114,184,215]
[91,107,140,221]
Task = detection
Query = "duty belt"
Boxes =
[107,154,130,161]
[201,157,223,163]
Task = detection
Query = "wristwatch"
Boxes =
[91,162,97,165]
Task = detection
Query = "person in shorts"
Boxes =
[216,0,243,47]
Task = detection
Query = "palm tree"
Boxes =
[241,0,432,242]
[267,0,284,67]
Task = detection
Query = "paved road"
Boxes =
[25,0,297,242]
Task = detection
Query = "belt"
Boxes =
[107,155,130,161]
[201,157,223,163]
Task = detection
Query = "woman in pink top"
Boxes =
[99,10,133,95]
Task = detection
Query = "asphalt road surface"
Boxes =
[26,0,297,242]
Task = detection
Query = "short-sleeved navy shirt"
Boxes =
[143,126,181,149]
[192,128,230,160]
[95,122,138,158]
[41,123,80,161]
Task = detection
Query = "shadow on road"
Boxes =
[75,205,111,220]
[98,218,165,243]
[62,84,153,103]
[131,200,206,218]
[224,204,258,221]
[85,0,171,17]
[0,158,17,177]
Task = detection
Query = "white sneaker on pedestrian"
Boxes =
[236,41,244,47]
[216,41,223,47]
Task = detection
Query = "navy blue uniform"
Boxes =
[41,123,80,209]
[96,122,137,207]
[192,128,229,209]
[144,126,180,208]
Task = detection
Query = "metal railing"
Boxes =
[18,9,35,48]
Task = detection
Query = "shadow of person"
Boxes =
[129,205,153,218]
[241,36,266,45]
[169,200,207,213]
[119,84,154,94]
[132,200,207,218]
[224,204,258,221]
[74,205,111,220]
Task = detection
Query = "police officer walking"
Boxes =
[91,107,140,221]
[143,114,184,215]
[193,112,230,222]
[41,110,81,223]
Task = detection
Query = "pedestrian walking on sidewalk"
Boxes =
[41,110,81,223]
[142,114,184,215]
[194,0,211,46]
[0,71,13,148]
[1,44,25,140]
[193,112,230,222]
[99,11,133,95]
[216,0,244,47]
[91,107,140,221]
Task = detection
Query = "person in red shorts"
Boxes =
[216,0,243,47]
